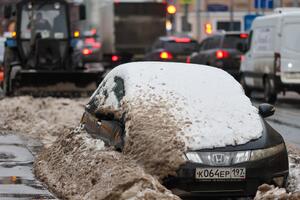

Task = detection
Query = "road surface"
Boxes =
[0,133,56,199]
[252,92,300,148]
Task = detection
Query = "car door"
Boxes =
[280,16,300,84]
[82,75,126,150]
[191,39,209,64]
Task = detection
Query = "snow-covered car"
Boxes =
[80,62,289,198]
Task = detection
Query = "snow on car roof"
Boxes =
[103,62,263,150]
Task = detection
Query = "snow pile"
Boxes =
[254,184,300,200]
[102,62,263,149]
[121,97,186,180]
[34,127,180,200]
[287,145,300,193]
[0,96,87,145]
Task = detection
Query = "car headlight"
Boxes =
[250,143,285,161]
[185,152,203,163]
[184,143,285,165]
[232,151,251,164]
[185,151,250,165]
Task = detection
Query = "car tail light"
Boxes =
[112,55,120,62]
[160,51,173,60]
[0,70,3,82]
[216,50,229,59]
[82,48,92,55]
[186,56,191,63]
[175,37,191,43]
[240,33,248,38]
[274,52,281,73]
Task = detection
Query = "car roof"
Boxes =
[99,62,263,150]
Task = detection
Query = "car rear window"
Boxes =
[222,35,247,50]
[164,41,199,55]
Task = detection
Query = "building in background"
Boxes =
[174,0,300,41]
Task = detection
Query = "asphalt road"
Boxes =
[0,133,56,200]
[252,92,300,148]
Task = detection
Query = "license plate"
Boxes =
[195,168,246,180]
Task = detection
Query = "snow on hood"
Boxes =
[103,62,263,150]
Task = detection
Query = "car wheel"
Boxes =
[240,75,251,97]
[264,77,277,104]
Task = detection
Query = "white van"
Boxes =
[240,8,300,103]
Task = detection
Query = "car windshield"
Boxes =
[222,35,247,50]
[164,40,198,55]
[20,2,68,39]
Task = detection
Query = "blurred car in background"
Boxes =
[76,29,103,64]
[188,32,248,79]
[144,36,199,62]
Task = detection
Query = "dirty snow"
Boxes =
[100,62,263,149]
[34,127,180,200]
[0,96,87,145]
[254,145,300,200]
[287,144,300,193]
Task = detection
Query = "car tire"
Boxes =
[240,75,251,97]
[264,77,277,104]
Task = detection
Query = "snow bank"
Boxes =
[34,127,180,200]
[103,62,263,149]
[287,145,300,193]
[0,96,87,145]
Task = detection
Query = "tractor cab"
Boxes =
[16,0,70,69]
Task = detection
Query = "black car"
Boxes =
[80,62,289,198]
[189,32,248,79]
[144,36,199,62]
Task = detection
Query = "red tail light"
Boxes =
[216,50,229,59]
[274,52,281,73]
[240,33,248,38]
[160,51,173,60]
[112,55,120,62]
[0,71,3,82]
[82,48,92,55]
[175,38,191,43]
[186,56,191,63]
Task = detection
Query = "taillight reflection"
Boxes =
[186,56,191,63]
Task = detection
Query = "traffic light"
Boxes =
[205,23,213,34]
[167,5,176,15]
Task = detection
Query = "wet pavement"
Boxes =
[0,133,56,199]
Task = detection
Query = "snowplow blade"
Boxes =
[12,70,101,96]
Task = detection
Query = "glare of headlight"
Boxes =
[232,151,251,164]
[185,152,202,163]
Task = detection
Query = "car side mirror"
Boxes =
[79,5,86,20]
[81,112,124,151]
[258,103,275,118]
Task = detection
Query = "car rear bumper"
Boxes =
[274,75,300,92]
[164,150,289,198]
